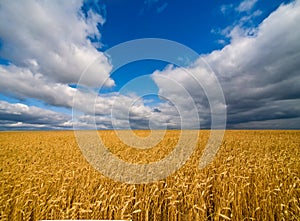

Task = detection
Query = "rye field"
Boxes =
[0,130,299,220]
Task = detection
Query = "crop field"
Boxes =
[0,130,299,220]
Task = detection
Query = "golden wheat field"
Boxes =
[0,130,299,221]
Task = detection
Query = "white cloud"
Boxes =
[0,0,118,129]
[0,101,71,130]
[0,65,76,107]
[0,63,180,130]
[219,12,262,40]
[236,0,258,12]
[0,0,114,87]
[152,64,220,128]
[218,1,263,42]
[151,0,300,129]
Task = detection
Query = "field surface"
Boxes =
[0,130,299,220]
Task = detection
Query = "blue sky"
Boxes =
[0,0,299,130]
[99,0,290,53]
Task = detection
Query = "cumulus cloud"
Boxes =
[0,0,114,87]
[74,92,180,130]
[152,0,300,129]
[152,61,226,129]
[0,0,116,130]
[0,65,76,107]
[0,62,180,130]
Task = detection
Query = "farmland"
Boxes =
[0,130,299,220]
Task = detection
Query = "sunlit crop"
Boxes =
[0,130,299,220]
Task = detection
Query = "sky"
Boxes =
[0,0,299,130]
